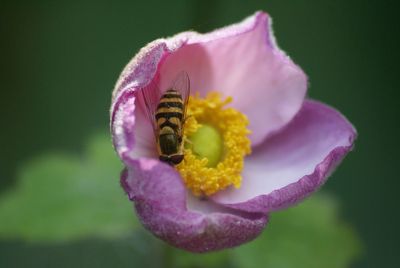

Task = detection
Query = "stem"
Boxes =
[163,243,174,268]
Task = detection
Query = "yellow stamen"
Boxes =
[177,92,251,196]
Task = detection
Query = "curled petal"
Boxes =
[211,100,357,213]
[111,90,157,162]
[160,12,307,145]
[121,159,268,252]
[110,11,353,252]
[111,11,307,162]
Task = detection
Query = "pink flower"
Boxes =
[110,11,356,252]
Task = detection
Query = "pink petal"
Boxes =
[160,12,307,145]
[211,100,357,213]
[120,158,267,252]
[111,12,307,158]
[111,90,157,162]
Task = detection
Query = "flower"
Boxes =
[110,11,356,252]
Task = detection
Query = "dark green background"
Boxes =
[0,0,398,267]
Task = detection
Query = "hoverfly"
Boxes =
[140,72,190,165]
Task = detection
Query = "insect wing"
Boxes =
[138,78,161,138]
[171,71,191,122]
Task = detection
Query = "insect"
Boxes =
[140,72,190,165]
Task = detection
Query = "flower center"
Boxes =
[177,92,251,196]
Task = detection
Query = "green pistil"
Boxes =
[188,124,223,167]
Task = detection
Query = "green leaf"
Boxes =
[0,232,166,268]
[169,246,232,268]
[231,194,362,268]
[0,133,138,242]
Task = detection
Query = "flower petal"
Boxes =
[111,90,157,162]
[159,12,307,145]
[120,158,268,252]
[112,11,307,156]
[211,100,356,213]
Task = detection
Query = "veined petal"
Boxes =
[160,12,307,145]
[120,158,267,252]
[111,90,157,162]
[211,100,357,213]
[111,11,307,158]
[110,11,355,253]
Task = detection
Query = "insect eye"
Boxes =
[159,155,170,163]
[170,155,184,165]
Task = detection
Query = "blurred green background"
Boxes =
[0,0,398,267]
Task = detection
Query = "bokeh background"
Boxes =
[0,0,398,267]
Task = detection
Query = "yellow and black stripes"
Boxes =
[161,89,183,99]
[156,89,184,135]
[155,89,185,164]
[156,90,184,122]
[157,101,183,109]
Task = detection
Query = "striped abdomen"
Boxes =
[156,89,184,134]
[155,89,184,164]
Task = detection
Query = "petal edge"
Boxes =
[211,100,357,213]
[120,158,268,252]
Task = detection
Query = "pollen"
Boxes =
[177,92,251,196]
